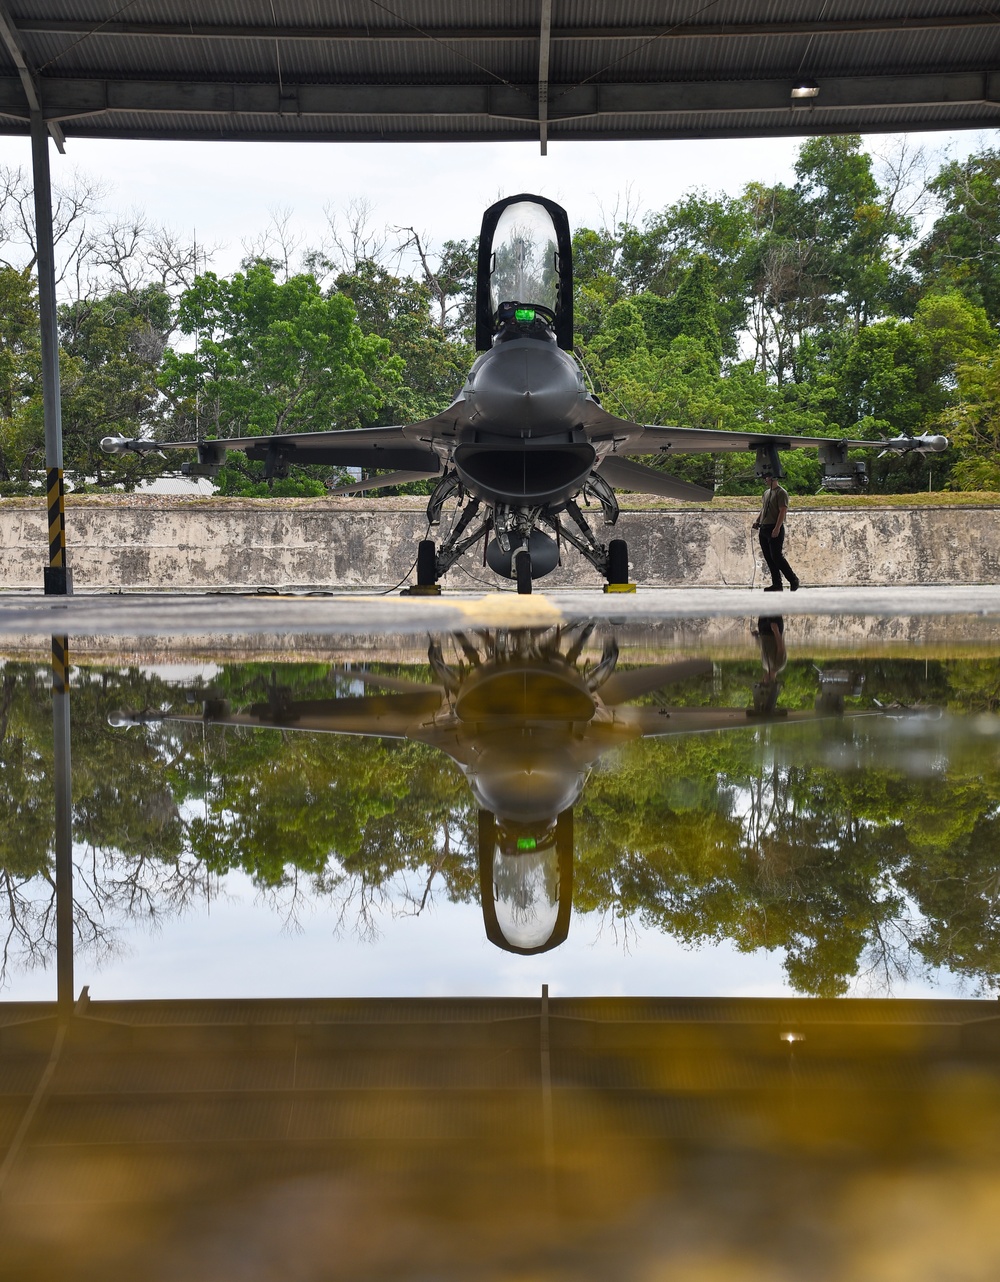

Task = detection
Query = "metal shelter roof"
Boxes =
[0,1,999,149]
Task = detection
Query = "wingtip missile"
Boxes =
[880,433,949,457]
[101,435,163,455]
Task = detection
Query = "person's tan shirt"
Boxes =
[760,484,789,525]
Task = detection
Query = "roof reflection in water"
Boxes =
[3,613,1000,1279]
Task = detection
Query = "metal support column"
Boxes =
[30,109,70,594]
[51,634,74,1010]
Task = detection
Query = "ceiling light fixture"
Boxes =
[791,79,820,100]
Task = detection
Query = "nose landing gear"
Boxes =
[512,544,532,594]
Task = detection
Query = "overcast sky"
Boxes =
[0,128,988,278]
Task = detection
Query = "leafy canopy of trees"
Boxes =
[1,136,1000,495]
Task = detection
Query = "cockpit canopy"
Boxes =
[475,194,573,351]
[477,811,573,955]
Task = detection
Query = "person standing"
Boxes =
[752,471,799,592]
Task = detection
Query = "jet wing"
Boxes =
[617,425,948,455]
[597,659,714,707]
[577,399,948,459]
[113,691,445,740]
[617,707,877,737]
[101,414,455,475]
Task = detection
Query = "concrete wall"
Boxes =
[0,500,995,590]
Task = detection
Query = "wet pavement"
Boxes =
[1,583,1000,636]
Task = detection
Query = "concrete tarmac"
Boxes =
[0,585,998,638]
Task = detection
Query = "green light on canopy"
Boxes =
[516,837,537,851]
[514,308,536,324]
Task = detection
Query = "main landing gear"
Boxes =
[415,531,631,595]
[405,539,443,595]
[606,539,629,586]
[417,539,437,587]
[406,472,637,594]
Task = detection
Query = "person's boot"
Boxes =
[788,574,800,591]
[764,583,782,592]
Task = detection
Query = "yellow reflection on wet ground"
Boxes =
[3,997,1000,1281]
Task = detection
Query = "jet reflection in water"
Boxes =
[113,621,861,954]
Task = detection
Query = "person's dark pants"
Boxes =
[759,525,796,587]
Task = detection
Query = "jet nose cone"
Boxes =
[470,343,582,431]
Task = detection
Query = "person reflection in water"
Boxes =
[751,615,786,715]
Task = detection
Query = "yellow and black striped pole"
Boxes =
[45,467,69,593]
[51,633,69,696]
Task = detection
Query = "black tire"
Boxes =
[515,548,533,594]
[607,538,629,584]
[416,539,437,586]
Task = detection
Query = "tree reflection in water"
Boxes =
[2,632,1000,994]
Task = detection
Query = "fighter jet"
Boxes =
[102,194,948,593]
[111,623,876,954]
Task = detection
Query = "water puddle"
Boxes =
[3,612,1000,1279]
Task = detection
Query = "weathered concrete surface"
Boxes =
[0,499,997,590]
[2,586,1000,643]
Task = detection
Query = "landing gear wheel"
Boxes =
[416,539,438,587]
[514,548,533,595]
[607,538,629,585]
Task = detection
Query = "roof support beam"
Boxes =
[537,0,552,155]
[0,0,63,149]
[4,71,997,126]
[16,14,1000,42]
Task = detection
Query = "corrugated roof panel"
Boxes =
[549,28,1000,84]
[551,996,994,1023]
[587,0,1000,22]
[57,995,1000,1028]
[47,116,528,140]
[27,34,538,82]
[15,0,545,24]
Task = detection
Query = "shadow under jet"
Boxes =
[112,622,877,954]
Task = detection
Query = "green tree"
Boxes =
[334,259,470,426]
[912,148,1000,324]
[825,290,990,490]
[740,137,914,384]
[159,261,400,496]
[58,284,174,489]
[0,266,42,489]
[634,256,722,363]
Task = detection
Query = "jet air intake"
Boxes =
[454,442,595,507]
